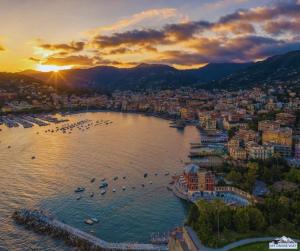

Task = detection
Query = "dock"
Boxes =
[13,209,168,251]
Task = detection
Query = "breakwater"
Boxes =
[13,209,168,251]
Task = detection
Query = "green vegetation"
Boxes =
[187,193,300,248]
[230,242,300,251]
[223,157,290,193]
[188,157,300,248]
[230,242,270,251]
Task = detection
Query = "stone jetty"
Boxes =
[13,209,168,251]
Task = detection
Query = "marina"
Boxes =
[0,112,198,249]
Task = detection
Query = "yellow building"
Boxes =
[230,147,247,160]
[262,128,293,147]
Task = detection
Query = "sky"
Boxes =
[0,0,300,72]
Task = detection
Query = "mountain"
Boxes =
[20,62,251,91]
[211,50,300,89]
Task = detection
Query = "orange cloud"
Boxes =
[38,41,85,53]
[87,8,184,35]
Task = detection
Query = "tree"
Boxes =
[285,168,300,184]
[187,204,200,225]
[234,208,250,233]
[226,170,242,184]
[248,207,266,231]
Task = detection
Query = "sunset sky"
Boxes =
[0,0,300,72]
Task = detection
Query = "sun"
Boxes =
[36,64,72,72]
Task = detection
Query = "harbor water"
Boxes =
[0,112,199,250]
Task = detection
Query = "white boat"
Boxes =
[91,218,99,223]
[112,189,116,192]
[76,196,81,200]
[100,189,106,195]
[122,186,126,191]
[84,219,94,225]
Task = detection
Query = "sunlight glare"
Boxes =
[36,64,72,72]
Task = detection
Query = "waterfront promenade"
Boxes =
[13,209,168,251]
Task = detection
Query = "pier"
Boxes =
[13,209,168,251]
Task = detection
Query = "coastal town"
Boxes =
[2,77,300,250]
[1,79,299,167]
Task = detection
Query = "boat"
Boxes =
[144,173,148,178]
[90,192,94,197]
[99,182,108,189]
[91,218,99,223]
[90,178,95,183]
[167,186,173,191]
[112,189,116,192]
[165,172,170,176]
[84,219,94,225]
[76,196,81,200]
[122,186,126,191]
[100,189,106,195]
[74,187,85,193]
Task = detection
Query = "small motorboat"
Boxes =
[99,182,108,189]
[90,192,94,197]
[74,187,85,193]
[90,178,95,183]
[84,219,94,225]
[122,186,126,191]
[144,173,148,178]
[76,196,82,200]
[112,189,116,192]
[91,218,99,223]
[100,189,106,195]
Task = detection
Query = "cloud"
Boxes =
[92,29,168,48]
[39,41,85,53]
[218,0,300,24]
[158,35,299,65]
[88,8,182,35]
[33,0,300,69]
[44,55,94,66]
[29,57,41,62]
[264,19,300,35]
